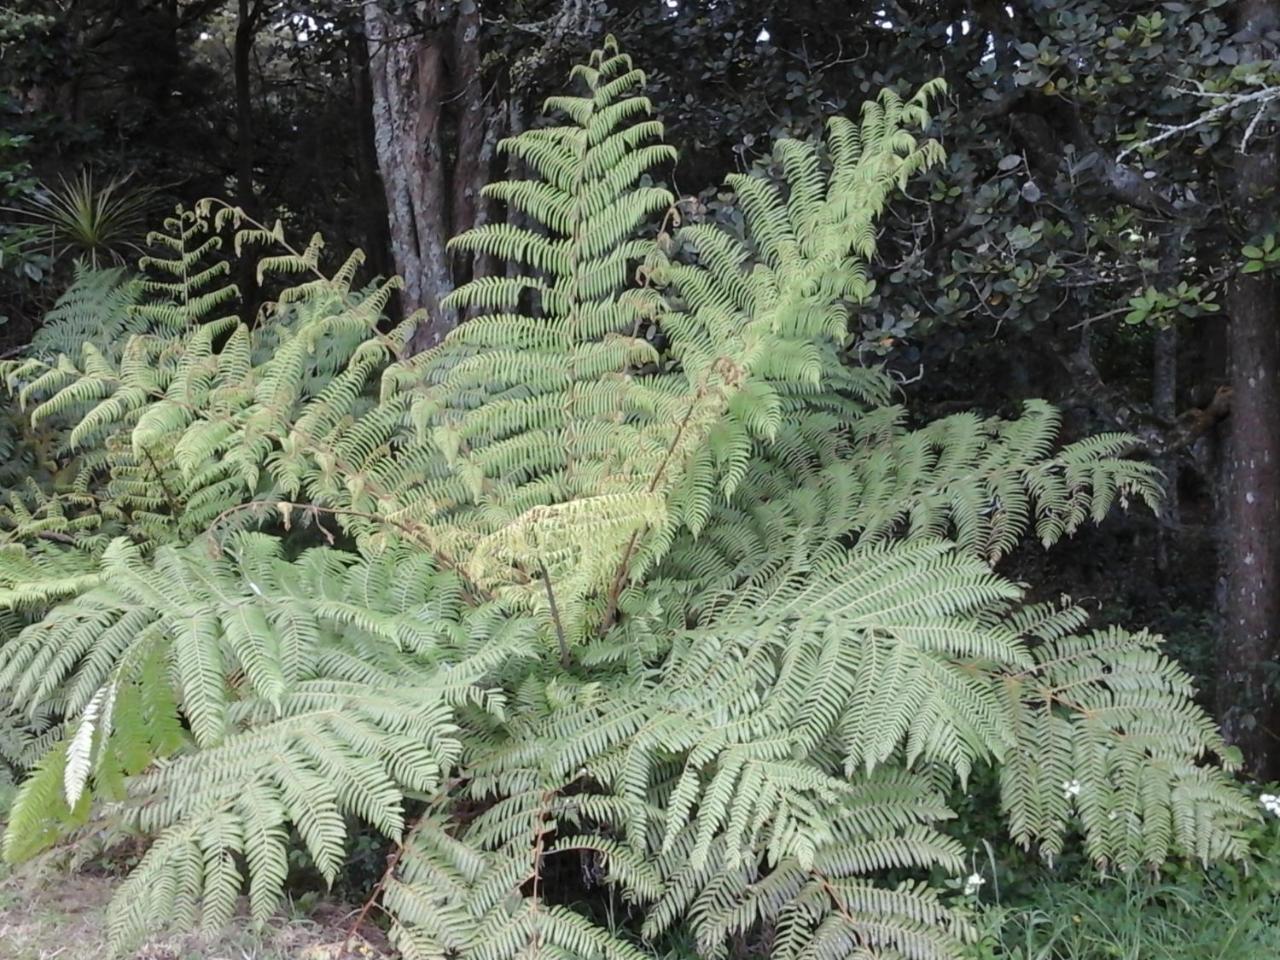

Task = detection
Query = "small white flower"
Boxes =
[1062,779,1082,799]
[963,872,986,896]
[1261,793,1280,817]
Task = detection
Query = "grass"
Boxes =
[967,870,1280,960]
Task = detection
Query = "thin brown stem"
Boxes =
[540,563,572,668]
[815,871,865,948]
[598,391,704,633]
[342,816,419,958]
[340,772,473,957]
[206,499,493,604]
[140,445,183,517]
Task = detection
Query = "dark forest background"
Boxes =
[2,0,1279,783]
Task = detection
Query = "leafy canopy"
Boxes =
[0,37,1250,960]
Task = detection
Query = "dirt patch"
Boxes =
[0,873,115,960]
[0,868,391,960]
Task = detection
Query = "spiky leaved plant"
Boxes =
[0,169,161,269]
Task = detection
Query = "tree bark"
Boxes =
[348,34,395,285]
[505,97,528,282]
[1219,0,1280,780]
[1153,225,1186,575]
[234,0,265,324]
[448,1,486,281]
[1152,324,1179,572]
[363,0,489,353]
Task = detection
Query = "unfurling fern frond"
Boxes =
[0,36,1251,960]
[133,205,238,330]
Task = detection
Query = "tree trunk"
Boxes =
[348,34,395,285]
[448,1,486,285]
[1153,225,1186,576]
[363,0,489,353]
[505,97,528,282]
[234,0,263,324]
[1152,324,1179,572]
[1219,0,1280,780]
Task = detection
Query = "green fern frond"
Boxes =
[0,37,1251,960]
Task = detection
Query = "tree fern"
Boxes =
[27,263,145,361]
[0,38,1253,960]
[132,205,238,330]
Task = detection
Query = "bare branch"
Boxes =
[1117,84,1280,161]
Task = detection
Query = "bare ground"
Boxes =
[0,869,391,960]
